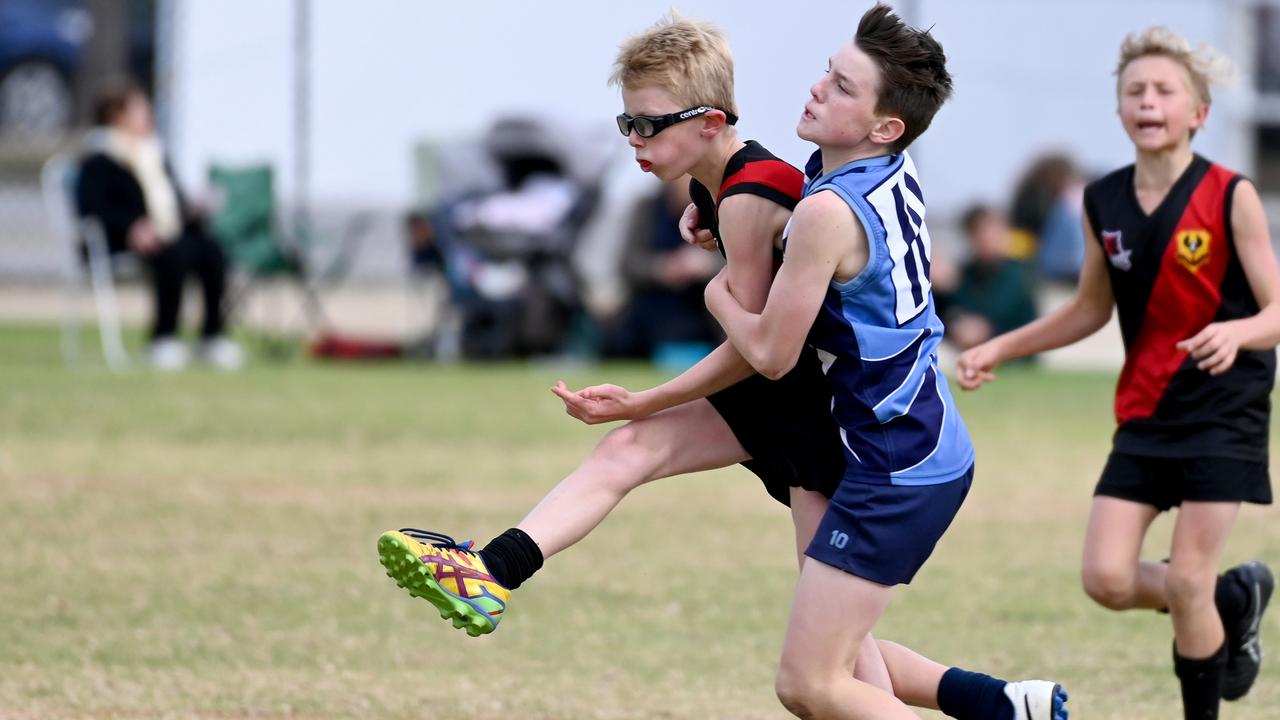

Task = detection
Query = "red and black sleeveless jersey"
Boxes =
[688,140,804,262]
[1083,155,1275,460]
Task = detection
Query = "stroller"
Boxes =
[430,116,604,359]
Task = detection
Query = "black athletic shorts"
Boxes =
[707,346,846,506]
[1094,451,1273,511]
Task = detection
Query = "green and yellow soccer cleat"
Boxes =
[377,528,510,636]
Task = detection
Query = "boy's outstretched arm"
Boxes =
[1177,179,1280,375]
[704,191,857,379]
[553,341,755,424]
[554,194,788,424]
[956,214,1116,389]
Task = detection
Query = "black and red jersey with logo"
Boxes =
[1084,155,1275,460]
[688,140,804,262]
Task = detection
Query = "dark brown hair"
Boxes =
[855,4,952,153]
[960,203,999,236]
[92,77,146,127]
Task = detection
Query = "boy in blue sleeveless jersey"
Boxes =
[702,6,1066,719]
[378,9,1065,720]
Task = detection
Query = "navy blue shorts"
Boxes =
[805,465,973,586]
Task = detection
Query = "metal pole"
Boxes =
[77,0,127,125]
[293,0,311,244]
[153,0,176,147]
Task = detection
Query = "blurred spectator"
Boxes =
[75,78,241,371]
[1008,152,1087,283]
[406,211,444,275]
[601,177,723,360]
[944,204,1038,352]
[403,210,451,359]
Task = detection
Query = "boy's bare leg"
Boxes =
[791,487,828,568]
[1080,497,1164,610]
[775,560,918,719]
[790,487,895,694]
[518,398,748,559]
[1164,501,1238,719]
[377,397,751,636]
[790,491,1065,717]
[1167,502,1238,656]
[855,634,894,695]
[875,641,946,709]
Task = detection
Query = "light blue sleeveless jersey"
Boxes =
[799,151,974,486]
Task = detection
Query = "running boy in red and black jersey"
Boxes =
[959,26,1278,720]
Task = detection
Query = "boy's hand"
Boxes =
[955,342,1000,390]
[679,203,717,252]
[551,381,650,424]
[1178,321,1244,375]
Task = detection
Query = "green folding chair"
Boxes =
[208,163,369,337]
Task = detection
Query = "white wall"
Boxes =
[170,1,294,192]
[171,0,1251,216]
[915,0,1254,211]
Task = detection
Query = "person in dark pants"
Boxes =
[75,79,242,370]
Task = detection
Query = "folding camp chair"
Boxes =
[207,164,326,335]
[41,152,143,372]
[207,164,373,341]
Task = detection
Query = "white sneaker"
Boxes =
[198,336,244,371]
[148,337,189,371]
[1004,679,1069,720]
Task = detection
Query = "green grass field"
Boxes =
[1,324,1276,719]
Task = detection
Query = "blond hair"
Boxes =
[1115,26,1233,106]
[609,13,737,116]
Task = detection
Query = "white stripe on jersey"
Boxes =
[863,155,932,326]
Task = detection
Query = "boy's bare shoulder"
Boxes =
[793,189,859,232]
[716,192,793,237]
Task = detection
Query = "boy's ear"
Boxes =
[699,110,731,137]
[870,116,906,148]
[1191,101,1210,131]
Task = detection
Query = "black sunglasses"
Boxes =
[616,105,739,138]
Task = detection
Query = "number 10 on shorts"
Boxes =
[829,530,849,549]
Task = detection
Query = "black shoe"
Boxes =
[1222,561,1274,701]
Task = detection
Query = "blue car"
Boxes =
[0,0,89,134]
[0,0,153,136]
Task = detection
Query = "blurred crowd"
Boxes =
[403,114,1090,366]
[932,152,1088,356]
[68,87,1088,369]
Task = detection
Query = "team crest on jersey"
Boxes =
[1176,229,1211,272]
[1101,230,1131,271]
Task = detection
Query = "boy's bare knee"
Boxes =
[1164,566,1215,612]
[1081,564,1136,610]
[593,423,665,482]
[775,659,833,719]
[775,670,817,719]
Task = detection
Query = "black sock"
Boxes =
[937,667,1014,720]
[1215,572,1250,630]
[1173,642,1226,720]
[478,528,543,590]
